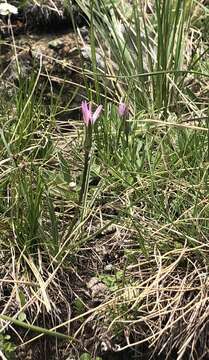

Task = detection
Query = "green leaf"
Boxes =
[58,152,72,183]
[73,298,86,315]
[18,289,26,307]
[18,312,27,322]
[80,353,92,360]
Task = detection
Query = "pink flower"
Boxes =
[81,101,102,126]
[118,102,129,118]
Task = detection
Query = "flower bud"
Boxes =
[118,102,129,118]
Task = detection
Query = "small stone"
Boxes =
[81,45,105,69]
[80,26,89,40]
[101,224,116,235]
[87,277,99,290]
[87,277,107,299]
[69,181,76,189]
[104,264,113,272]
[48,39,64,50]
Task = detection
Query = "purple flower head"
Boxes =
[118,102,129,118]
[81,101,102,126]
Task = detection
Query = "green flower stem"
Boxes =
[66,124,93,237]
[0,314,72,341]
[78,125,93,222]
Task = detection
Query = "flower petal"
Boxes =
[118,102,128,118]
[81,101,91,126]
[92,105,103,124]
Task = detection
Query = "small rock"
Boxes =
[101,224,117,235]
[69,181,76,189]
[48,39,64,50]
[79,26,89,40]
[81,45,105,70]
[104,264,113,272]
[87,277,108,299]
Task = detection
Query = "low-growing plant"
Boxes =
[0,331,16,359]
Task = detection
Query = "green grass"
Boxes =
[1,0,209,359]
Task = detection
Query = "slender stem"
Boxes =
[0,315,72,341]
[78,125,92,204]
[78,125,93,222]
[66,125,93,237]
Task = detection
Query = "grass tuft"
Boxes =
[1,0,209,358]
